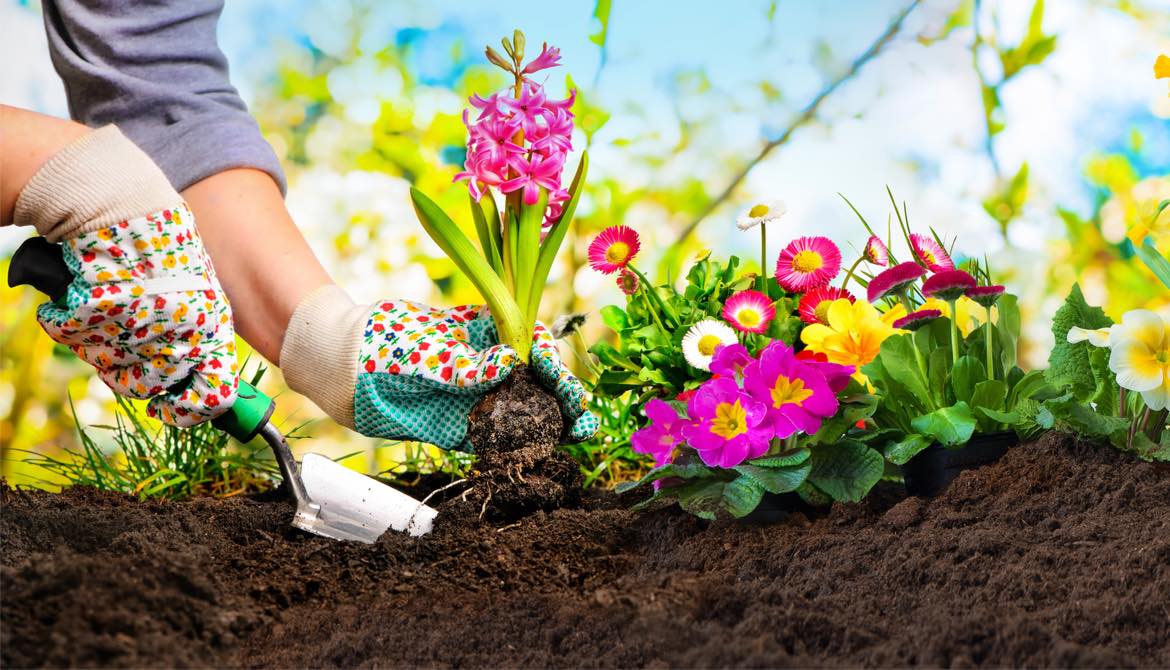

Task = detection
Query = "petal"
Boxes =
[1109,341,1163,392]
[1115,310,1167,352]
[1140,371,1170,411]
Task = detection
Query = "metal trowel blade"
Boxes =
[293,453,437,543]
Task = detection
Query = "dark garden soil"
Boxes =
[3,431,1169,669]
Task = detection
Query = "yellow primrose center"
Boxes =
[792,250,824,274]
[735,308,762,328]
[710,400,749,439]
[748,204,771,217]
[697,334,723,356]
[771,375,813,409]
[605,242,631,264]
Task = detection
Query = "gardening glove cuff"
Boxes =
[13,126,180,242]
[279,284,367,429]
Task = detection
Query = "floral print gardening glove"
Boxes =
[11,127,238,427]
[279,288,599,451]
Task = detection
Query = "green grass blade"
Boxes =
[528,152,589,323]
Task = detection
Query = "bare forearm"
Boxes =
[181,168,332,363]
[0,105,90,224]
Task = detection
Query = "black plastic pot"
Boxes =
[900,431,1019,498]
[743,492,824,523]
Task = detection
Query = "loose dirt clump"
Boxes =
[464,365,582,520]
[3,431,1169,668]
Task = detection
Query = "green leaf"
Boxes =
[928,348,952,409]
[994,294,1022,372]
[970,380,1008,431]
[747,448,811,468]
[589,0,612,47]
[528,153,588,321]
[600,304,628,333]
[722,476,766,517]
[911,402,977,447]
[796,481,833,507]
[1134,238,1170,289]
[807,440,884,502]
[590,342,637,371]
[676,480,728,520]
[617,460,715,493]
[410,188,526,357]
[951,356,986,404]
[978,407,1020,424]
[469,193,503,277]
[1046,284,1114,401]
[733,462,811,495]
[872,334,932,409]
[883,434,933,466]
[1007,369,1049,408]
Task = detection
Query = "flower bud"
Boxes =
[485,46,513,72]
[513,30,526,63]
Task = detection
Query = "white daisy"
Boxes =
[681,320,739,371]
[735,198,787,231]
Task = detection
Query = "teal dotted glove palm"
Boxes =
[279,287,598,451]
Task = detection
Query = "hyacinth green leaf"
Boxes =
[469,194,504,277]
[1046,284,1113,401]
[515,188,549,328]
[410,187,527,362]
[951,356,986,405]
[747,448,811,468]
[807,440,884,503]
[911,401,977,447]
[528,152,588,322]
[723,476,766,517]
[883,433,932,466]
[733,462,811,495]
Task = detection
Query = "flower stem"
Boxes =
[628,264,679,327]
[841,256,866,294]
[759,223,768,294]
[985,312,995,381]
[948,299,960,366]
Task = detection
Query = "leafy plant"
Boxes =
[409,31,587,363]
[1036,285,1169,461]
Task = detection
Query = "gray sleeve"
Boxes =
[41,0,287,194]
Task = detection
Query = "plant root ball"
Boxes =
[467,365,563,455]
[464,365,581,522]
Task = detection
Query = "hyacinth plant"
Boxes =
[410,31,587,364]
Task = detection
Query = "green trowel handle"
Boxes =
[213,380,275,443]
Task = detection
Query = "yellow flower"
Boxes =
[117,269,132,280]
[162,255,177,269]
[135,239,150,252]
[921,296,994,337]
[1108,310,1170,410]
[96,271,114,282]
[1156,54,1170,80]
[425,355,439,367]
[801,299,905,385]
[97,228,114,241]
[131,286,145,297]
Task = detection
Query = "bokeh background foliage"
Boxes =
[1,0,1167,491]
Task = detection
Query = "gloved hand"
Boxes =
[11,126,238,426]
[280,287,599,450]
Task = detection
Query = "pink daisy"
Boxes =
[722,290,775,334]
[863,235,890,266]
[966,284,1006,308]
[867,261,926,303]
[797,286,855,325]
[893,309,943,331]
[616,268,639,295]
[587,226,641,274]
[910,233,954,273]
[922,269,977,302]
[775,236,842,293]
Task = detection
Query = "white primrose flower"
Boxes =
[681,319,739,371]
[1067,326,1112,347]
[736,198,787,231]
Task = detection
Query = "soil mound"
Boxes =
[3,432,1168,668]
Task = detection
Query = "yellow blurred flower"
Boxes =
[1156,54,1170,80]
[801,298,905,385]
[922,296,995,336]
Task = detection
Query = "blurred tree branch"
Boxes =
[667,0,922,251]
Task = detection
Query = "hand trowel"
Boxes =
[8,236,437,542]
